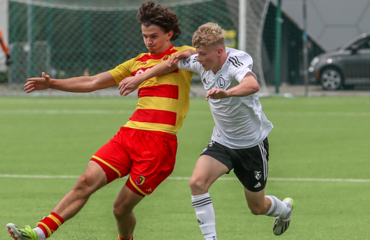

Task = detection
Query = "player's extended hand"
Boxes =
[206,89,229,101]
[24,72,51,93]
[118,76,141,96]
[167,49,196,67]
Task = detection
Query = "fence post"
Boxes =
[27,0,34,78]
[274,0,282,94]
[303,0,309,97]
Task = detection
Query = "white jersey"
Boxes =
[178,47,273,149]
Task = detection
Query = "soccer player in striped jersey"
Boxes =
[119,22,295,239]
[6,2,194,240]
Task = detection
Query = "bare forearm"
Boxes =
[49,72,115,92]
[137,60,178,82]
[227,74,260,97]
[226,84,259,97]
[49,76,95,92]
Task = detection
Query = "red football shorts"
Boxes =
[91,127,177,196]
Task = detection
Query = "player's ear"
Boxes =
[167,30,174,40]
[216,46,223,56]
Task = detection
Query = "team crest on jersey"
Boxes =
[208,140,215,147]
[216,77,226,88]
[163,55,171,61]
[135,175,146,185]
[254,171,262,180]
[141,61,147,65]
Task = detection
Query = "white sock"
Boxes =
[34,227,46,240]
[192,193,217,240]
[265,195,291,219]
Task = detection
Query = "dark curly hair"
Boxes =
[137,1,181,41]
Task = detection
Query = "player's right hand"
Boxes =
[24,72,51,93]
[118,76,141,96]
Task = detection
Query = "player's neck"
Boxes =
[151,43,172,56]
[211,53,228,74]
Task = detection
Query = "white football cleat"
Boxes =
[273,197,294,236]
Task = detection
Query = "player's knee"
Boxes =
[189,176,208,193]
[74,174,96,194]
[113,204,130,219]
[113,206,123,219]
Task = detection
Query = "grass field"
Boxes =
[1,96,370,239]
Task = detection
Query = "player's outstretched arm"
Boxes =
[24,72,116,93]
[206,72,259,100]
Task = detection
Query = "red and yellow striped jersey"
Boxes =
[109,45,194,135]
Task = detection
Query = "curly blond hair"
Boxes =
[192,22,225,48]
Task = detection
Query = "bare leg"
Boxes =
[189,155,229,194]
[244,188,271,215]
[113,185,144,239]
[189,155,229,240]
[53,161,107,221]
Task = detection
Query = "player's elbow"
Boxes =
[90,73,113,92]
[250,82,260,94]
[89,79,101,92]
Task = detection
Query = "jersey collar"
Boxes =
[148,45,177,60]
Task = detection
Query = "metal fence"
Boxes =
[1,0,370,92]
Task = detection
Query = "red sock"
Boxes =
[118,236,134,240]
[37,212,65,238]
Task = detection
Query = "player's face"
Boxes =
[196,46,222,73]
[141,24,173,55]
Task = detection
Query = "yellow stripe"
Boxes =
[135,97,180,112]
[92,155,122,177]
[37,222,52,237]
[129,177,148,196]
[49,214,62,226]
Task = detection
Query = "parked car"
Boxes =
[308,33,370,90]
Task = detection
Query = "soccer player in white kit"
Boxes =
[119,22,295,239]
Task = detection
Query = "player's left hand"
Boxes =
[118,76,141,96]
[168,49,196,67]
[206,89,229,100]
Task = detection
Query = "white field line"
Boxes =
[0,174,369,183]
[0,109,370,116]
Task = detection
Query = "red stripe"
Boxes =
[130,109,177,126]
[132,67,151,76]
[133,68,178,77]
[137,46,177,61]
[139,84,179,99]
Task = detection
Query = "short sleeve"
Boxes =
[177,54,203,75]
[108,58,135,85]
[229,53,257,83]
